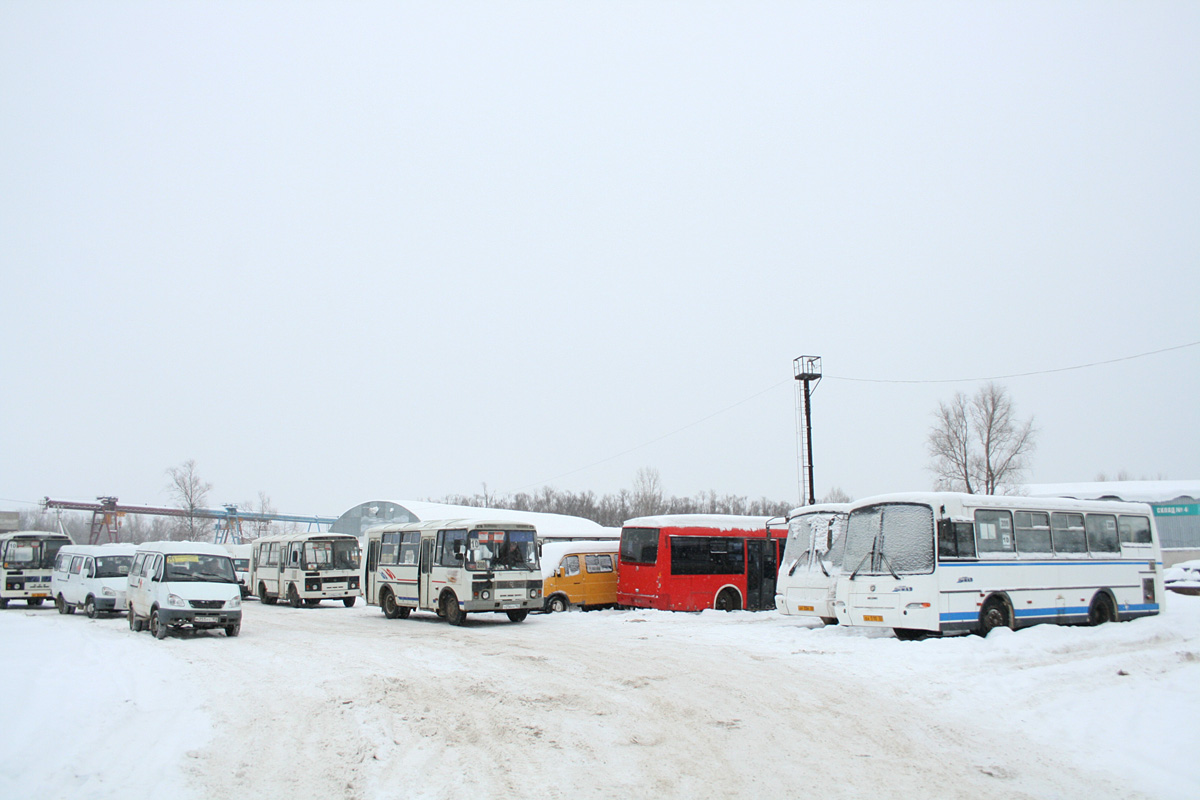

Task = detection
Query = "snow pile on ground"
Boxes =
[1165,560,1200,594]
[3,595,1199,799]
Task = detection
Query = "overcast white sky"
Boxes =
[2,2,1197,518]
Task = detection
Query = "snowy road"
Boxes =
[3,596,1199,799]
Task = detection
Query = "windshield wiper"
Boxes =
[877,550,900,580]
[848,551,872,580]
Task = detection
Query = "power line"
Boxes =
[504,337,1198,494]
[826,339,1200,385]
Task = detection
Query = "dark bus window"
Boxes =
[620,528,660,565]
[1051,513,1087,553]
[1014,511,1052,553]
[1118,516,1152,545]
[669,537,746,576]
[1085,514,1120,553]
[975,510,1015,553]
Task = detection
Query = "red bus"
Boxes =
[617,515,785,611]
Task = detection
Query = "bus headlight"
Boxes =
[529,588,540,599]
[481,590,490,600]
[167,593,187,608]
[905,602,931,610]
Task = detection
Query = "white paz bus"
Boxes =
[1,531,72,608]
[775,503,849,625]
[835,492,1163,639]
[363,519,542,624]
[250,532,362,607]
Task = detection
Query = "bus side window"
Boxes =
[1085,514,1120,553]
[937,520,977,559]
[1119,516,1152,545]
[85,558,95,579]
[975,510,1015,553]
[564,555,581,577]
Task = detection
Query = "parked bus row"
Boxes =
[774,492,1164,639]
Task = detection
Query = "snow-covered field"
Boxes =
[3,594,1199,800]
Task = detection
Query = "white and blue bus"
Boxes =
[1,531,72,609]
[835,492,1162,639]
[774,503,850,625]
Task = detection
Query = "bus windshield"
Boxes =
[782,513,846,576]
[845,503,935,577]
[2,539,67,570]
[620,528,659,565]
[304,539,361,571]
[164,554,238,583]
[466,530,538,571]
[94,556,133,578]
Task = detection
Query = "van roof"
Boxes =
[133,540,234,557]
[57,543,138,557]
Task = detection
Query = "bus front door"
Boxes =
[419,539,433,610]
[365,538,380,604]
[745,539,777,611]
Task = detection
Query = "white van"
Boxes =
[52,543,137,618]
[126,541,243,638]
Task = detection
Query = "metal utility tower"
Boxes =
[793,355,822,506]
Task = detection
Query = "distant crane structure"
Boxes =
[793,355,822,507]
[41,497,338,545]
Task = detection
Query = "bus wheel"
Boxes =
[442,593,466,626]
[548,595,568,613]
[304,598,319,607]
[56,595,68,614]
[1088,593,1116,626]
[288,585,302,608]
[714,589,741,611]
[507,609,529,622]
[978,597,1012,636]
[0,598,7,609]
[151,609,169,640]
[397,606,411,619]
[343,596,356,608]
[820,617,839,626]
[381,588,402,619]
[28,597,44,606]
[85,596,98,619]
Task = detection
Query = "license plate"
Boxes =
[194,615,218,624]
[863,614,884,622]
[502,604,520,610]
[797,605,814,611]
[31,593,47,598]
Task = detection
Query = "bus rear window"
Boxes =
[620,528,659,565]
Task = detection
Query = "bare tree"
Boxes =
[928,382,1036,495]
[631,467,666,517]
[166,459,212,540]
[821,487,852,504]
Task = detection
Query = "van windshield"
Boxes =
[164,554,237,583]
[95,556,132,578]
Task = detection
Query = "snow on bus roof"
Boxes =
[58,543,138,556]
[367,518,539,534]
[400,500,610,539]
[845,491,1154,513]
[623,514,775,531]
[786,502,852,517]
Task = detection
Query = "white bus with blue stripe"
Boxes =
[835,492,1162,639]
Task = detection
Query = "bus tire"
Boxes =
[714,588,741,612]
[397,606,411,619]
[0,598,7,609]
[151,608,169,640]
[442,593,466,626]
[820,617,839,626]
[304,598,319,607]
[288,584,302,608]
[85,596,98,619]
[507,609,529,622]
[978,596,1013,636]
[56,594,68,614]
[258,583,276,605]
[1088,592,1116,626]
[343,596,356,608]
[381,588,402,619]
[547,595,568,613]
[28,597,44,606]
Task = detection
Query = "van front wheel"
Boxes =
[225,621,240,637]
[85,597,98,619]
[151,609,168,640]
[129,609,143,632]
[56,595,68,614]
[547,596,568,613]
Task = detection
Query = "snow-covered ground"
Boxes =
[3,595,1199,800]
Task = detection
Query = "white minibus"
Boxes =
[127,541,243,638]
[1,531,72,608]
[52,543,137,617]
[835,492,1163,639]
[774,503,849,624]
[363,519,542,624]
[250,532,361,607]
[223,543,252,598]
